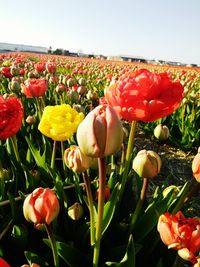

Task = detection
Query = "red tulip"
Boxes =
[0,96,24,140]
[21,78,48,98]
[34,62,46,73]
[46,62,56,73]
[0,257,11,267]
[1,67,12,78]
[105,69,184,122]
[157,211,200,264]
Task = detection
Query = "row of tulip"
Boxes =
[0,52,199,267]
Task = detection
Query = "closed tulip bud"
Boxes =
[192,153,200,182]
[55,83,66,94]
[64,145,95,173]
[67,78,76,87]
[132,150,161,179]
[68,89,80,103]
[26,115,36,125]
[68,202,83,221]
[86,90,98,101]
[73,104,85,114]
[77,86,86,95]
[154,124,169,141]
[27,71,39,79]
[9,79,21,92]
[77,105,123,158]
[23,187,60,226]
[10,66,20,76]
[78,77,86,86]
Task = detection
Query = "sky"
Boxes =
[0,0,200,64]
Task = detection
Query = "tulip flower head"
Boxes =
[157,211,200,265]
[0,257,11,267]
[46,62,57,73]
[105,68,184,122]
[77,105,123,158]
[0,95,24,140]
[34,62,46,73]
[192,152,200,182]
[21,78,48,98]
[132,149,161,179]
[38,104,84,141]
[154,124,169,141]
[64,145,95,173]
[23,187,60,226]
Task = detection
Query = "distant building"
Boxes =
[0,42,48,53]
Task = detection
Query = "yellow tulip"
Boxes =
[38,104,84,141]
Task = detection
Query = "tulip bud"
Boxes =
[154,124,169,141]
[86,90,98,101]
[26,115,36,125]
[10,66,20,76]
[192,153,200,182]
[78,77,86,86]
[55,83,66,94]
[77,105,123,158]
[68,202,83,221]
[132,150,161,178]
[77,86,86,95]
[67,78,76,87]
[23,187,60,226]
[73,104,85,114]
[64,145,95,173]
[9,80,21,92]
[68,89,80,103]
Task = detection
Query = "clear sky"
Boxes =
[0,0,200,64]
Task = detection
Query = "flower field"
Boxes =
[0,52,200,267]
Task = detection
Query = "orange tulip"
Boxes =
[23,187,60,226]
[21,78,48,98]
[105,69,184,122]
[158,211,200,264]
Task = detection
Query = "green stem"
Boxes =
[51,141,57,169]
[61,141,66,172]
[45,223,59,267]
[10,135,20,162]
[93,157,107,267]
[119,121,137,202]
[128,178,149,235]
[82,172,95,246]
[35,97,42,120]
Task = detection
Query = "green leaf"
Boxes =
[105,235,135,267]
[102,183,120,236]
[132,190,174,242]
[43,239,89,267]
[25,136,48,172]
